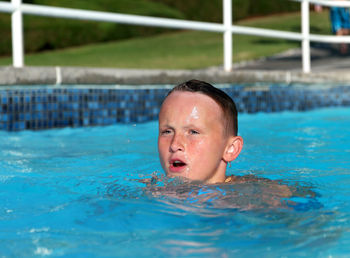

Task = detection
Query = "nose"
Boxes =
[170,133,184,152]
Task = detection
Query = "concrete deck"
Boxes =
[1,45,350,85]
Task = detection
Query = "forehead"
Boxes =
[160,91,224,120]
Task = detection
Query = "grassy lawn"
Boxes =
[0,11,331,69]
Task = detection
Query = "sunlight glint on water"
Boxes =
[0,107,349,257]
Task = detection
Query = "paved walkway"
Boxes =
[236,44,350,72]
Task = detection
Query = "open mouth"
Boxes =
[173,160,186,167]
[169,159,187,172]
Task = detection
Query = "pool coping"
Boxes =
[1,66,350,86]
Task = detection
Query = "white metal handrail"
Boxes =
[297,0,350,7]
[0,0,349,73]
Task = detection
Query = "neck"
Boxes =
[205,164,227,184]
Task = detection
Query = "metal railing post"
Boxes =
[301,0,311,73]
[3,0,348,71]
[223,0,232,72]
[11,0,24,67]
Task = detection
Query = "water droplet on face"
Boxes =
[186,106,200,123]
[190,107,199,120]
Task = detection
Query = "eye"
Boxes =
[160,129,172,135]
[189,129,199,135]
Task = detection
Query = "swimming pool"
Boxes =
[1,102,349,257]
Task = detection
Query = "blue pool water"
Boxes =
[1,107,349,257]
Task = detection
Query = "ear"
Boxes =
[223,136,243,163]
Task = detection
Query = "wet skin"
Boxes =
[158,91,243,184]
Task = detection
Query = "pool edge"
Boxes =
[2,66,350,86]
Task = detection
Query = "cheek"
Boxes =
[188,137,224,161]
[157,142,167,168]
[158,139,164,152]
[158,138,169,157]
[186,138,207,156]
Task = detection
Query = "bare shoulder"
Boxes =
[225,175,292,198]
[225,174,269,183]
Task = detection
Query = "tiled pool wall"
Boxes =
[0,84,349,131]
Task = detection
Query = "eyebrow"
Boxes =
[159,123,174,129]
[159,123,202,130]
[183,124,200,129]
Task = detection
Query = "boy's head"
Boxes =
[158,79,243,184]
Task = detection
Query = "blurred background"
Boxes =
[0,0,333,69]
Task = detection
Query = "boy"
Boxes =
[158,79,243,184]
[155,80,311,208]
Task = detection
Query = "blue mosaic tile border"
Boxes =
[0,84,349,131]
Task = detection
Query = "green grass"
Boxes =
[0,0,184,55]
[0,11,332,69]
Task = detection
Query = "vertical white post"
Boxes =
[11,0,24,68]
[223,0,232,72]
[301,0,311,73]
